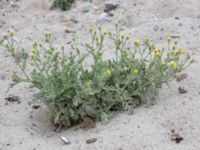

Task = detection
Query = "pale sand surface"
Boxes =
[0,0,200,149]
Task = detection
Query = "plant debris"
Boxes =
[178,87,187,94]
[5,95,20,103]
[86,138,97,144]
[170,129,184,144]
[176,73,188,82]
[81,116,96,129]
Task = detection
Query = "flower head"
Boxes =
[30,60,33,65]
[134,39,140,46]
[169,49,176,54]
[102,28,109,35]
[178,48,183,54]
[106,69,111,75]
[61,45,65,50]
[9,29,14,36]
[125,33,131,40]
[133,69,139,76]
[99,49,103,56]
[45,31,52,38]
[30,48,35,58]
[170,61,177,69]
[155,51,162,57]
[167,36,172,42]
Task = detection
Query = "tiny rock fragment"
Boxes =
[104,0,119,12]
[65,29,75,33]
[32,105,40,109]
[81,116,96,129]
[5,95,20,103]
[61,136,71,144]
[170,129,184,144]
[86,138,97,144]
[178,87,187,94]
[98,12,108,21]
[176,73,188,82]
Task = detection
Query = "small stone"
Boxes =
[70,16,79,23]
[0,75,5,80]
[108,12,114,16]
[98,12,108,21]
[153,25,160,32]
[104,0,119,12]
[31,123,37,127]
[178,23,182,27]
[86,138,97,144]
[178,87,187,94]
[176,73,188,82]
[170,129,184,144]
[5,95,20,103]
[175,17,180,20]
[32,105,40,109]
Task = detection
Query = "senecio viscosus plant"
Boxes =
[0,24,193,127]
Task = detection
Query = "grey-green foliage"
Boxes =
[53,0,75,10]
[1,26,192,127]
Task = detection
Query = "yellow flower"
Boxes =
[102,28,109,35]
[167,36,172,42]
[151,44,156,50]
[125,33,131,40]
[145,37,151,43]
[170,61,177,69]
[134,39,140,46]
[178,48,183,54]
[106,69,111,75]
[45,31,52,38]
[30,60,33,65]
[30,49,35,58]
[155,51,162,57]
[96,36,100,41]
[61,45,65,50]
[9,29,14,36]
[169,49,176,54]
[172,45,176,50]
[99,50,103,56]
[133,69,139,76]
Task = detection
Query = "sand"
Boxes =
[0,0,200,149]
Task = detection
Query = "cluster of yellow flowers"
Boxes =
[133,69,139,76]
[106,69,111,75]
[29,48,36,65]
[153,48,162,57]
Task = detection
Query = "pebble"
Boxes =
[70,16,79,23]
[104,0,119,12]
[98,12,108,21]
[153,25,160,32]
[178,87,187,94]
[175,17,180,20]
[86,138,97,144]
[178,23,182,27]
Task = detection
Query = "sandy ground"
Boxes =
[1,0,200,149]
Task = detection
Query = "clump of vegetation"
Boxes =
[52,0,75,10]
[0,25,193,127]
